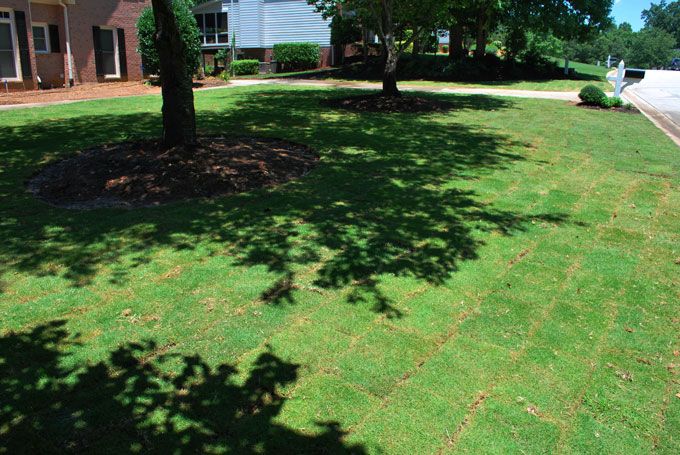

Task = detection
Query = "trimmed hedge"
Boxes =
[272,43,320,71]
[231,59,260,76]
[579,85,607,106]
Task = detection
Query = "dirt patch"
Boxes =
[0,78,228,106]
[575,102,641,114]
[324,93,455,113]
[28,137,319,209]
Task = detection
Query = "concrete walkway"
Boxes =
[618,70,680,147]
[237,78,584,101]
[0,78,582,112]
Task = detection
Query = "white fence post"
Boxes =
[614,60,625,98]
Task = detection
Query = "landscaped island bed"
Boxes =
[1,85,678,453]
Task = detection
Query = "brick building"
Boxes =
[0,0,149,91]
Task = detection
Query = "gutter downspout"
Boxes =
[230,0,237,61]
[58,1,73,87]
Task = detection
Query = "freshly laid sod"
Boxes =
[1,86,678,453]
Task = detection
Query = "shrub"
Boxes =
[136,0,201,78]
[442,45,449,54]
[579,84,607,106]
[204,65,215,76]
[219,69,230,82]
[231,59,260,75]
[272,43,320,71]
[606,96,624,108]
[215,49,230,67]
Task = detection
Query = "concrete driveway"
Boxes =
[622,70,680,146]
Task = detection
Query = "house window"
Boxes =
[97,27,118,77]
[32,23,49,54]
[0,9,19,80]
[195,12,228,46]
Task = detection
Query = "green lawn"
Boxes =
[241,59,613,92]
[1,86,678,453]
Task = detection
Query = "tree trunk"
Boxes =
[474,25,487,59]
[151,0,197,149]
[362,25,369,64]
[474,11,488,60]
[449,24,465,61]
[412,34,421,56]
[382,35,400,97]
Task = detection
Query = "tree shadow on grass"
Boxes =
[0,88,570,315]
[0,320,364,453]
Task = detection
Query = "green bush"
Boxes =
[442,45,449,54]
[136,0,201,78]
[579,84,607,106]
[219,69,230,82]
[272,43,320,71]
[215,48,230,67]
[231,59,260,75]
[606,96,624,108]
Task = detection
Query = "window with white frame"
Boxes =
[1,9,21,80]
[32,23,49,54]
[194,12,228,45]
[98,27,118,77]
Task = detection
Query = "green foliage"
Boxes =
[564,21,676,69]
[579,84,607,106]
[204,65,214,76]
[219,69,230,82]
[642,0,680,48]
[215,49,230,66]
[136,0,202,78]
[330,15,361,47]
[628,27,676,68]
[272,43,321,71]
[231,59,260,75]
[606,96,624,108]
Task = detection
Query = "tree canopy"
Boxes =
[642,0,680,48]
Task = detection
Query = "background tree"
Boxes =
[308,0,441,97]
[137,0,202,79]
[642,0,680,48]
[150,0,198,148]
[628,27,676,68]
[330,14,362,64]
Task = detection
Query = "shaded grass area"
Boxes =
[1,85,679,453]
[240,59,612,92]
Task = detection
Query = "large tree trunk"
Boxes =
[378,1,400,98]
[382,35,400,97]
[151,0,197,148]
[449,24,465,61]
[474,12,488,60]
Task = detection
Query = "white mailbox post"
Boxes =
[614,60,625,97]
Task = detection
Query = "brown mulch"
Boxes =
[575,102,641,114]
[0,78,229,106]
[324,93,455,113]
[28,137,319,209]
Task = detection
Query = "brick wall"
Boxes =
[30,3,65,88]
[66,0,149,83]
[1,0,37,90]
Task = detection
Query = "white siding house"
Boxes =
[192,0,332,66]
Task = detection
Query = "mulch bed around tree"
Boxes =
[324,93,455,113]
[28,137,319,209]
[575,102,641,114]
